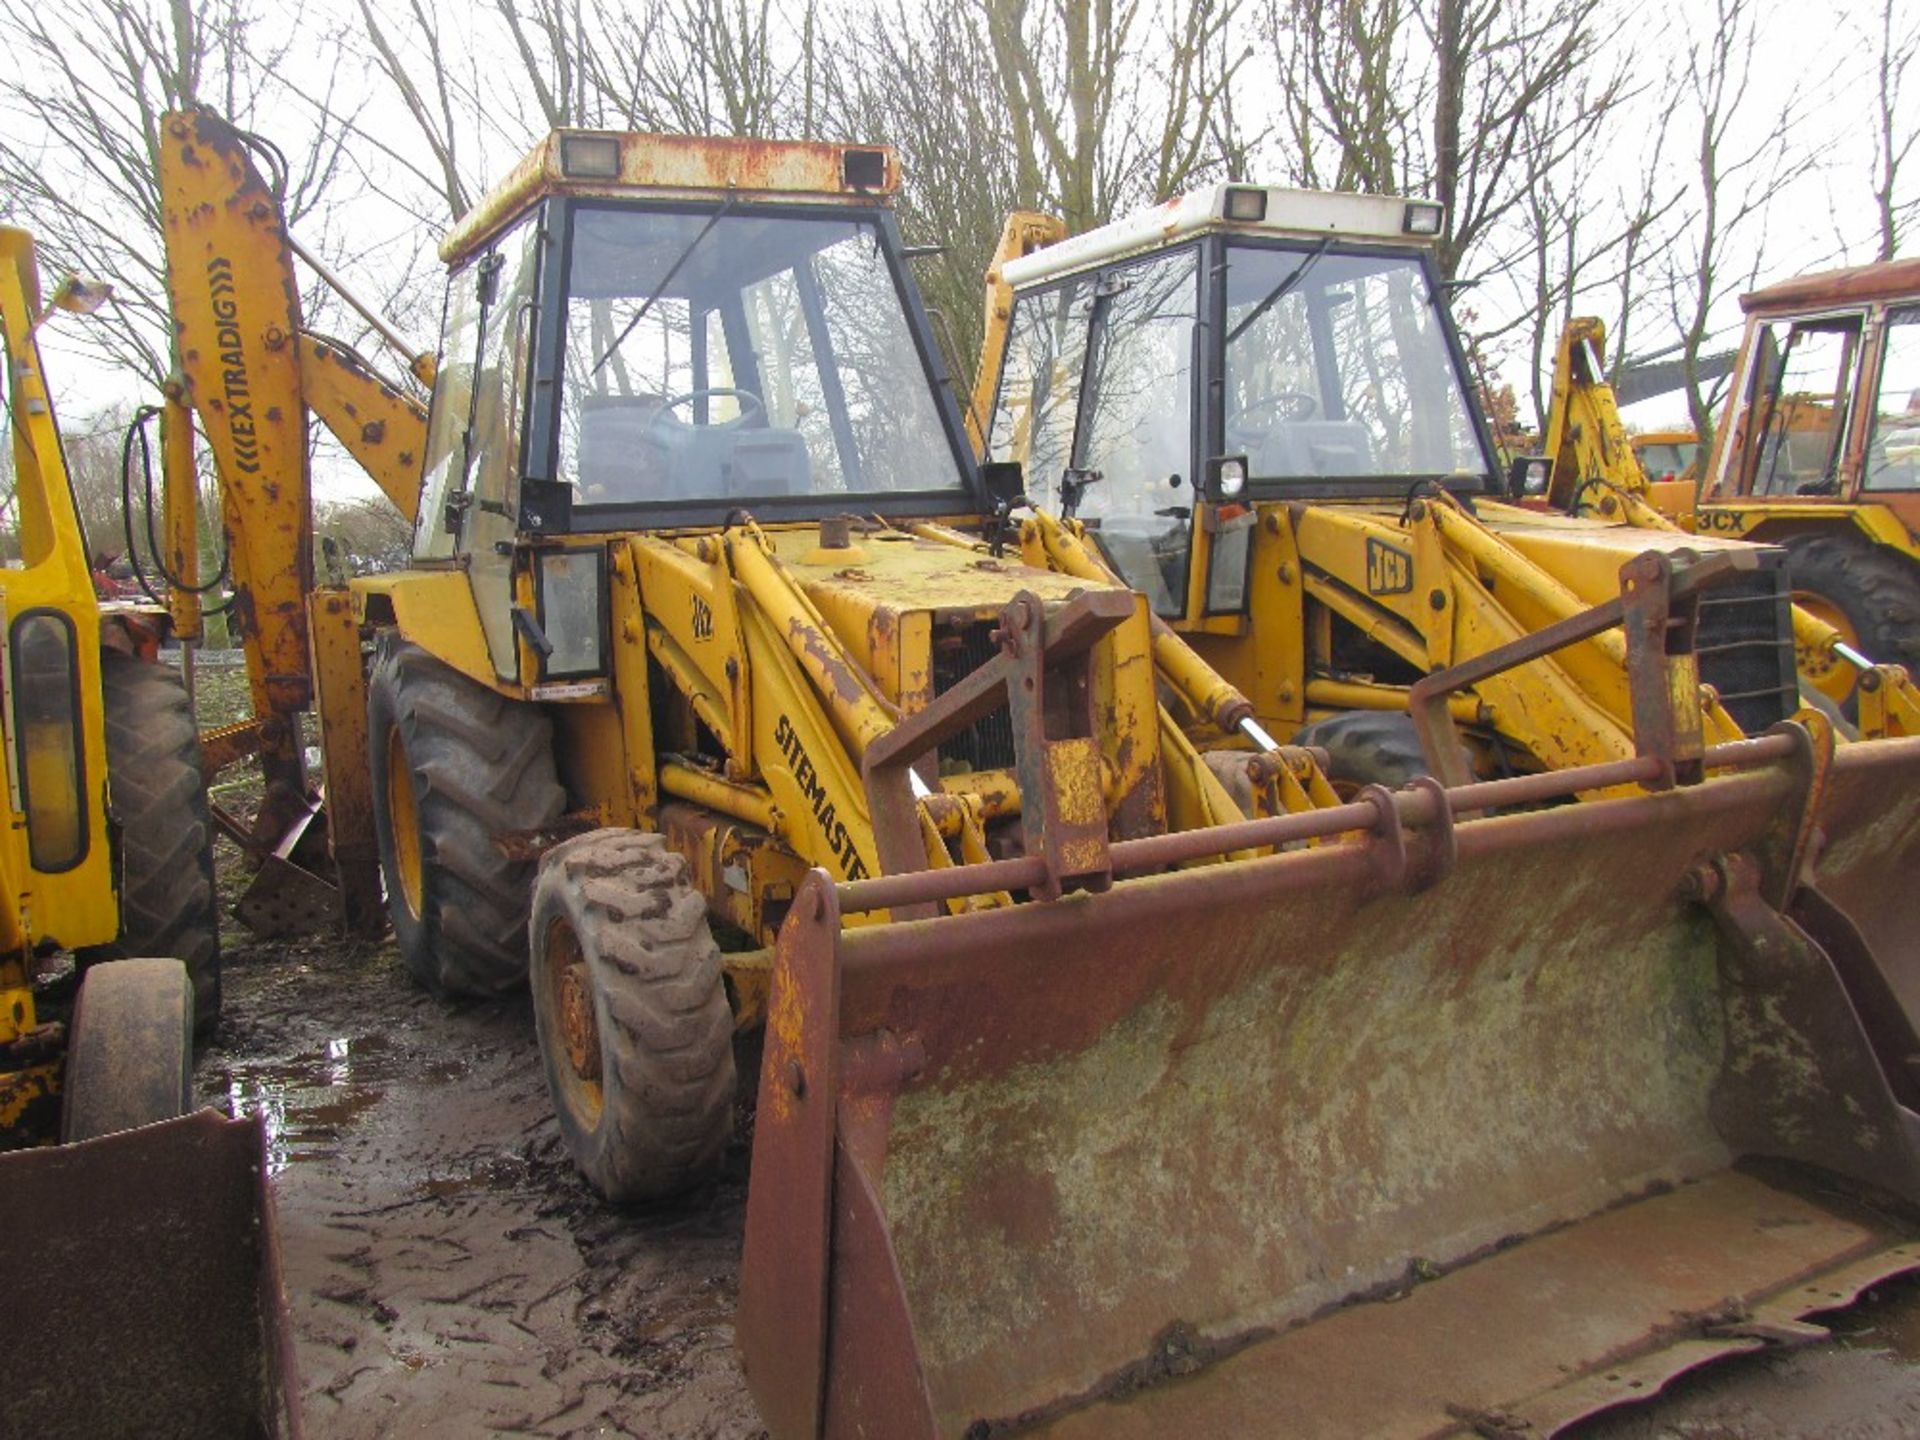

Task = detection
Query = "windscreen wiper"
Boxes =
[592,195,736,377]
[1226,236,1333,345]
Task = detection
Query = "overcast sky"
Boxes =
[10,0,1915,492]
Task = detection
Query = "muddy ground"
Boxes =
[198,936,760,1439]
[186,663,1920,1439]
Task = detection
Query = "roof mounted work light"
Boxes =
[560,135,622,179]
[1403,201,1445,236]
[1223,187,1269,222]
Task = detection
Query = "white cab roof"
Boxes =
[1000,186,1439,289]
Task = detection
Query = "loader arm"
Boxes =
[630,527,1005,902]
[965,212,1068,458]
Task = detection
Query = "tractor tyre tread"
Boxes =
[530,829,735,1204]
[85,651,221,1036]
[60,957,195,1142]
[368,637,564,998]
[1782,530,1920,673]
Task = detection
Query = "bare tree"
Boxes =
[1259,0,1625,280]
[1664,0,1830,440]
[970,0,1249,233]
[0,0,358,385]
[1869,0,1920,259]
[1472,58,1685,430]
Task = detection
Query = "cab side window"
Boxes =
[1867,309,1920,491]
[1746,317,1860,497]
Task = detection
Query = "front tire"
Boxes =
[60,958,195,1142]
[86,651,220,1035]
[367,637,564,997]
[530,830,736,1204]
[1292,711,1434,795]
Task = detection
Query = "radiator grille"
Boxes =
[1693,564,1799,735]
[930,619,1017,771]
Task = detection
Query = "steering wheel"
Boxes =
[1227,389,1318,449]
[650,387,767,432]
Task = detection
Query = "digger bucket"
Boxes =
[737,735,1920,1438]
[1803,734,1920,1034]
[3,1110,300,1439]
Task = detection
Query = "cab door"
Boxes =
[1067,246,1202,617]
[414,214,543,681]
[460,218,542,679]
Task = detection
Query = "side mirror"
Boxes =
[28,274,113,337]
[50,274,112,316]
[1204,454,1250,505]
[1507,454,1551,499]
[980,459,1026,511]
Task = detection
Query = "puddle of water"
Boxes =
[1827,1274,1920,1359]
[218,1033,466,1173]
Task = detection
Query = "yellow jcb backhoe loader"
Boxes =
[1541,298,1920,729]
[0,222,296,1438]
[969,194,1858,782]
[154,109,1920,1438]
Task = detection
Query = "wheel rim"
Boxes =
[385,726,425,921]
[542,918,604,1126]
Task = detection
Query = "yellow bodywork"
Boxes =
[353,516,1199,1004]
[0,227,120,963]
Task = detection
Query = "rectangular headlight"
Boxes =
[559,135,622,179]
[10,611,86,871]
[1223,187,1269,222]
[537,549,607,678]
[1403,201,1445,236]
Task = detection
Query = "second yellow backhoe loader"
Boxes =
[969,196,1855,778]
[151,108,1920,1438]
[0,221,296,1438]
[1541,291,1920,728]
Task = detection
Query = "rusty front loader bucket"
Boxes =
[738,737,1920,1439]
[1803,734,1920,1033]
[3,1110,300,1439]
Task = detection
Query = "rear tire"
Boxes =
[85,651,221,1036]
[367,637,565,998]
[60,957,195,1142]
[1292,711,1433,794]
[1782,532,1920,678]
[530,830,735,1204]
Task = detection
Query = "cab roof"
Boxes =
[1740,255,1920,316]
[441,131,900,267]
[1000,184,1444,289]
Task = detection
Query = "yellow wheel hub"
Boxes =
[542,920,603,1123]
[1793,588,1862,707]
[385,727,425,921]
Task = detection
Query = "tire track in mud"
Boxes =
[196,938,762,1440]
